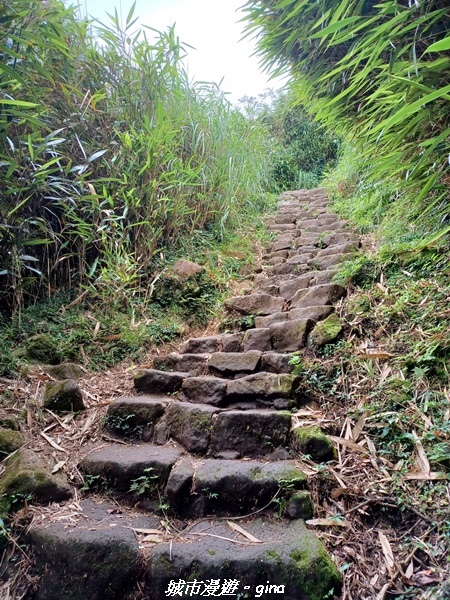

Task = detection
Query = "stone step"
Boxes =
[224,293,286,316]
[166,457,309,518]
[182,372,300,408]
[79,443,182,495]
[26,499,342,600]
[180,333,243,354]
[153,352,210,375]
[147,518,341,600]
[105,396,297,454]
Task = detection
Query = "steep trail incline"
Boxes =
[6,188,367,599]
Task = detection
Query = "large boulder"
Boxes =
[0,449,71,513]
[43,379,85,412]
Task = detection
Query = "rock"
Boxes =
[181,334,243,354]
[285,490,313,519]
[171,259,203,280]
[268,256,286,265]
[241,328,272,351]
[287,252,317,265]
[254,312,288,328]
[279,274,314,300]
[272,233,294,252]
[310,270,339,285]
[291,426,336,462]
[267,263,308,276]
[307,253,353,270]
[290,284,346,309]
[224,294,285,316]
[347,294,371,315]
[309,313,343,347]
[0,428,25,456]
[79,444,181,494]
[43,379,85,412]
[0,417,20,431]
[153,353,210,375]
[146,518,342,600]
[25,333,59,364]
[105,396,170,440]
[44,362,85,380]
[0,449,71,513]
[316,242,358,257]
[165,457,306,518]
[260,352,294,374]
[208,351,262,376]
[226,373,299,402]
[166,402,218,453]
[270,319,313,352]
[210,410,291,457]
[275,213,296,224]
[287,305,334,322]
[134,369,187,394]
[27,499,150,600]
[321,232,360,246]
[181,376,227,406]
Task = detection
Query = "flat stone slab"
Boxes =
[182,376,227,406]
[224,294,285,316]
[270,319,313,352]
[146,518,341,600]
[153,353,210,375]
[167,402,219,453]
[308,253,354,270]
[134,369,188,394]
[290,284,346,309]
[260,352,294,374]
[79,444,182,493]
[208,350,262,375]
[226,373,299,402]
[181,333,243,354]
[279,274,314,300]
[106,395,171,440]
[28,499,157,600]
[321,232,360,246]
[210,410,291,457]
[166,457,306,517]
[241,328,272,351]
[272,233,294,252]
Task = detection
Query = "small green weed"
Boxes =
[129,468,159,497]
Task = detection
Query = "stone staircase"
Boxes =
[25,188,359,600]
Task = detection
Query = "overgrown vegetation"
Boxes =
[243,0,450,240]
[240,91,340,192]
[0,0,272,319]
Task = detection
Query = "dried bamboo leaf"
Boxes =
[40,431,68,454]
[306,518,348,528]
[378,531,395,571]
[227,521,262,543]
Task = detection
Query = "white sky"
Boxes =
[76,0,286,103]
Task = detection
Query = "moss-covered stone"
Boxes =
[25,334,59,364]
[291,426,336,462]
[0,428,25,456]
[43,379,85,412]
[285,491,313,519]
[0,417,20,431]
[347,294,371,315]
[309,313,343,347]
[44,363,84,380]
[0,449,71,514]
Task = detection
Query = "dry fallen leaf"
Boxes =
[378,531,395,573]
[227,521,262,543]
[306,518,348,528]
[40,431,68,454]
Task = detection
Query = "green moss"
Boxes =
[0,428,25,456]
[292,426,336,462]
[25,334,59,364]
[309,314,342,347]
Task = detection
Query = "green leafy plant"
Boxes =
[129,468,159,496]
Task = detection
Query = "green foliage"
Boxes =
[241,91,339,192]
[129,468,159,497]
[243,0,450,235]
[0,0,273,317]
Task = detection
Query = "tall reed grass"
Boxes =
[0,0,272,317]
